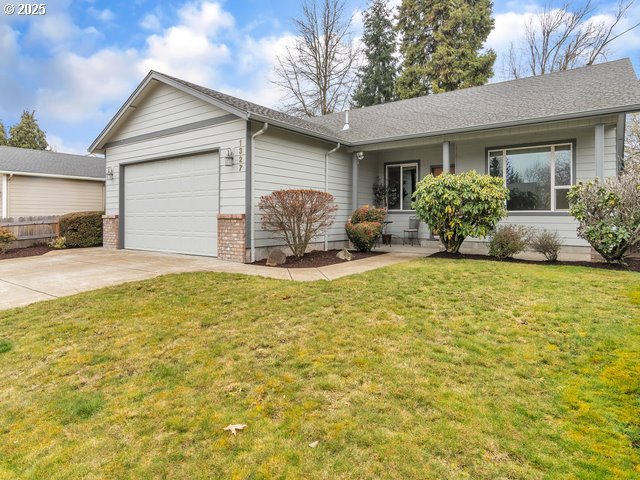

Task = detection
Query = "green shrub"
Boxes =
[59,211,104,248]
[412,171,509,253]
[488,225,531,260]
[350,205,387,224]
[0,227,16,254]
[530,229,562,262]
[345,205,385,252]
[48,236,67,249]
[346,221,382,252]
[568,159,640,263]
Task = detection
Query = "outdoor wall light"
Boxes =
[106,167,114,180]
[356,151,365,161]
[223,148,235,167]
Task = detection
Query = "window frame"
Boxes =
[486,140,576,213]
[384,161,419,212]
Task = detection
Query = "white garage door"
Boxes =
[124,153,219,256]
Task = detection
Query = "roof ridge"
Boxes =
[309,58,634,121]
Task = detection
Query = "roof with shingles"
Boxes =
[0,146,105,179]
[92,58,640,151]
[305,58,640,144]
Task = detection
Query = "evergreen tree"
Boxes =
[352,0,397,107]
[0,121,7,146]
[8,110,48,150]
[396,0,496,99]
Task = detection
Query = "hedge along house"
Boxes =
[0,146,105,218]
[89,58,640,263]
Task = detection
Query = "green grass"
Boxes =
[0,258,639,479]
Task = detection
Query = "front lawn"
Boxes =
[0,259,639,479]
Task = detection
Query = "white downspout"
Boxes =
[1,174,9,219]
[324,142,341,251]
[250,122,268,263]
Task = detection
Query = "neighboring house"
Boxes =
[0,146,105,218]
[89,58,640,262]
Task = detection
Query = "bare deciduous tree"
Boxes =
[506,0,639,78]
[625,112,640,168]
[273,0,358,117]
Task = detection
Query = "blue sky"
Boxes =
[0,0,638,154]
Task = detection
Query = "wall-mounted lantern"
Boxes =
[222,141,245,170]
[106,166,114,180]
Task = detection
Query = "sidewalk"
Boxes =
[0,248,424,310]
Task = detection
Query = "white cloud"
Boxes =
[88,7,115,23]
[46,132,89,155]
[35,48,140,123]
[140,13,162,31]
[26,13,99,46]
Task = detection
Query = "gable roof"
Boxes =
[0,146,105,180]
[90,58,640,152]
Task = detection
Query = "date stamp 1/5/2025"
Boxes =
[3,3,46,15]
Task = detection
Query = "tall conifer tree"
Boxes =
[396,0,496,98]
[8,110,48,150]
[352,0,397,107]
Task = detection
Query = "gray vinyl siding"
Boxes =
[357,152,378,207]
[109,83,229,141]
[104,83,246,217]
[7,175,105,217]
[252,125,351,248]
[361,116,619,246]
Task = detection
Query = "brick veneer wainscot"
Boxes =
[102,214,119,249]
[217,214,246,263]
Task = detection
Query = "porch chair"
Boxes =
[403,217,420,246]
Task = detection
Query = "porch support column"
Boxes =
[595,123,605,180]
[352,152,359,210]
[442,141,450,173]
[1,174,7,218]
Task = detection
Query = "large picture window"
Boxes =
[488,143,573,212]
[386,163,418,211]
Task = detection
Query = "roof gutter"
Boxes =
[0,170,105,182]
[349,104,640,148]
[324,142,340,251]
[250,122,268,263]
[247,112,348,146]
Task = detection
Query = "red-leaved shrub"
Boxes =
[345,205,386,252]
[259,189,338,258]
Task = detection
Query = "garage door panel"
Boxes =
[124,153,219,256]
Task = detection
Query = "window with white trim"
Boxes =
[488,143,573,211]
[386,163,418,211]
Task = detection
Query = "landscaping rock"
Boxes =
[337,248,353,261]
[266,248,287,266]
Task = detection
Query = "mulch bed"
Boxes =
[430,251,640,273]
[253,249,387,268]
[0,246,54,261]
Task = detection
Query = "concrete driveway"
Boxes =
[0,248,422,310]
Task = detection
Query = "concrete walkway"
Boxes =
[0,248,423,310]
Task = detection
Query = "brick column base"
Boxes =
[102,214,119,249]
[217,214,246,263]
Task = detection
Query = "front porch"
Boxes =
[350,114,622,253]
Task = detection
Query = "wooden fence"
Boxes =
[0,216,59,250]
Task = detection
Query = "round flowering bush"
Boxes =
[345,205,386,252]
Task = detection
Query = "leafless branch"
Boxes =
[272,0,359,117]
[506,0,639,78]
